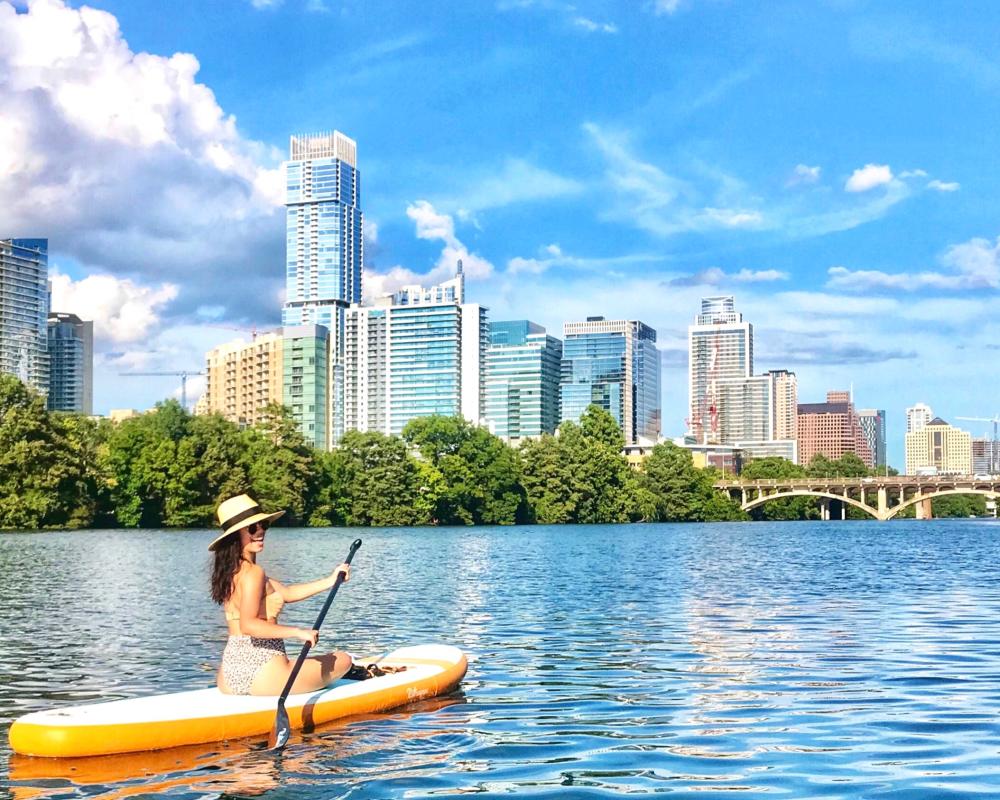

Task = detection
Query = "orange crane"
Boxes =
[119,370,205,409]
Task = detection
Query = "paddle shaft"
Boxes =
[276,538,362,706]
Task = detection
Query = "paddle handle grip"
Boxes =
[278,538,362,704]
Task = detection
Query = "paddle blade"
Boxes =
[267,702,291,750]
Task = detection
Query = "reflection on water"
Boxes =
[3,520,1000,798]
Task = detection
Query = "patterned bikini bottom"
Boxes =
[221,635,287,695]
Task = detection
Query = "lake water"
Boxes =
[2,520,1000,798]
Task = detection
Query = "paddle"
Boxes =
[267,537,363,751]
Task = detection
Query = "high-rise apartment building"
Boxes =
[972,437,1000,475]
[485,320,562,442]
[797,390,873,467]
[1,238,49,397]
[46,312,92,414]
[768,369,798,441]
[716,374,773,442]
[283,325,331,449]
[688,296,752,444]
[343,272,487,437]
[202,332,284,427]
[561,317,660,445]
[906,402,933,433]
[857,408,887,468]
[282,131,363,444]
[905,417,972,475]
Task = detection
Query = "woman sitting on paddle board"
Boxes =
[210,494,357,696]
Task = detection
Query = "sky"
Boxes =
[1,0,998,467]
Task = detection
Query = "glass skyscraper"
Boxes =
[485,320,562,442]
[561,317,661,445]
[0,238,49,397]
[344,271,487,437]
[857,408,887,467]
[47,312,93,414]
[282,131,363,446]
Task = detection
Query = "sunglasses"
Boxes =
[247,521,269,536]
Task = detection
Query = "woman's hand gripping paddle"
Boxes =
[267,538,363,751]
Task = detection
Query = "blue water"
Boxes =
[2,520,1000,798]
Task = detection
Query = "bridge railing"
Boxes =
[715,475,999,488]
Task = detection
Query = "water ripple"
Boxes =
[3,520,1000,797]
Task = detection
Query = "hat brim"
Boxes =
[208,509,286,551]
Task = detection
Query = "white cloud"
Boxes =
[733,268,788,282]
[572,16,618,34]
[899,169,928,178]
[249,0,282,8]
[826,234,1000,292]
[0,0,284,320]
[507,243,664,276]
[845,164,893,192]
[651,0,683,14]
[49,269,178,344]
[927,179,960,192]
[440,158,583,215]
[787,164,821,186]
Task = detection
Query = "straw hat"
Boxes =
[209,494,286,551]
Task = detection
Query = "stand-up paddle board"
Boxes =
[9,644,466,758]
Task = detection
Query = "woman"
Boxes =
[209,493,357,696]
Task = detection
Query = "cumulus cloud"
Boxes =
[927,179,960,192]
[0,0,285,321]
[827,234,1000,292]
[363,202,495,301]
[845,164,893,192]
[49,269,178,344]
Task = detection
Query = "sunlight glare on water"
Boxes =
[2,520,1000,798]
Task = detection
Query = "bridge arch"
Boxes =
[741,490,879,520]
[884,488,1000,520]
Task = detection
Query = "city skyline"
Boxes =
[1,0,998,468]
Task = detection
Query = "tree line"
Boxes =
[0,374,984,529]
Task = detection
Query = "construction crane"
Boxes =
[204,323,263,342]
[956,414,1000,474]
[119,370,205,409]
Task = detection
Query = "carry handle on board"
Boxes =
[267,537,363,751]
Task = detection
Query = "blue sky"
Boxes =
[1,0,998,466]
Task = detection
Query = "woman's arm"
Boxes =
[272,563,350,604]
[237,565,315,642]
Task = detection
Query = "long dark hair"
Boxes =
[210,533,243,605]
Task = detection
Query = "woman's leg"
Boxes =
[250,650,353,696]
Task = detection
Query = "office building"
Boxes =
[283,325,331,449]
[735,439,798,464]
[857,408,887,468]
[561,316,660,445]
[905,417,972,476]
[906,402,933,433]
[688,296,752,444]
[0,238,49,397]
[485,320,562,442]
[716,374,773,442]
[46,312,93,414]
[202,331,284,428]
[344,272,487,437]
[797,390,873,467]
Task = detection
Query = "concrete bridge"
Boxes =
[714,475,1000,521]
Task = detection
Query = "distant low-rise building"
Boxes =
[905,417,972,476]
[202,331,284,428]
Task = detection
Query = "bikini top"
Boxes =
[224,580,285,622]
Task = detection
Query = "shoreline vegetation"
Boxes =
[0,375,985,531]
